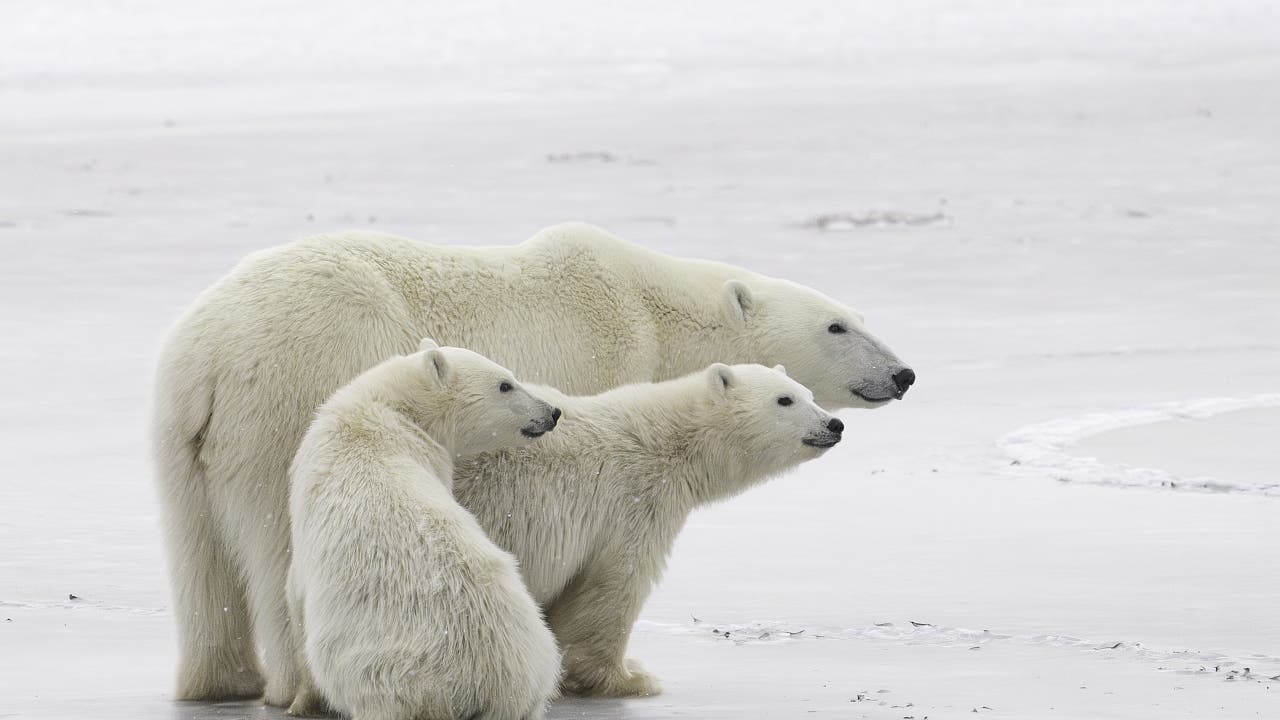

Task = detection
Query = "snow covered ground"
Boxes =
[2,1,1278,718]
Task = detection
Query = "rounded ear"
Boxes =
[705,363,735,398]
[773,364,787,376]
[418,337,440,352]
[424,348,452,386]
[721,280,754,326]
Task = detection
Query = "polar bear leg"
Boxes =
[160,468,264,700]
[284,575,325,717]
[547,564,661,698]
[227,505,299,707]
[285,683,326,718]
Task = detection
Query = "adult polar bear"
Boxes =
[153,221,914,705]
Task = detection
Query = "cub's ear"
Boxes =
[705,363,735,398]
[424,348,452,386]
[773,364,787,376]
[721,280,754,326]
[418,337,440,352]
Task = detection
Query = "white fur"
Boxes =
[286,343,561,720]
[453,363,843,697]
[150,222,909,701]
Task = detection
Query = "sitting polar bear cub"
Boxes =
[454,362,844,697]
[287,340,562,720]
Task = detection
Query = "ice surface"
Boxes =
[1001,395,1280,495]
[2,1,1279,718]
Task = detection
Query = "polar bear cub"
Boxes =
[287,339,562,720]
[453,363,845,698]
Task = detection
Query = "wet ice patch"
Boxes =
[804,210,949,231]
[545,151,655,165]
[998,394,1280,496]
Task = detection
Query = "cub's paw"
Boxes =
[562,658,662,698]
[262,678,301,708]
[285,689,327,717]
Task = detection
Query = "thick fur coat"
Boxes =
[151,223,911,702]
[453,363,844,697]
[287,342,561,720]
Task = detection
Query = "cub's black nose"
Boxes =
[892,368,916,395]
[827,418,844,433]
[551,407,562,423]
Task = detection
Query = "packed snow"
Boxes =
[2,1,1278,718]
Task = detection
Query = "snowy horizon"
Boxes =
[2,1,1278,718]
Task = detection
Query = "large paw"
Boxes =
[262,678,301,708]
[285,688,328,717]
[175,662,265,702]
[561,658,662,698]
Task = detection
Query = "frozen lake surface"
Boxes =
[2,1,1278,718]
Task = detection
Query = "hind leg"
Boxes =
[285,574,327,717]
[238,513,302,707]
[161,484,264,700]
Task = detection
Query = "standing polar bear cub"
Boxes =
[454,362,844,697]
[287,340,561,720]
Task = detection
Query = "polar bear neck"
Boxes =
[517,233,769,380]
[554,374,784,512]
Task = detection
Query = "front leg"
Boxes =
[545,560,661,698]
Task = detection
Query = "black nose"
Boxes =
[551,407,562,423]
[827,418,843,433]
[892,368,916,396]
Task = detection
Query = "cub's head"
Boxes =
[702,363,843,477]
[720,278,915,410]
[415,338,560,455]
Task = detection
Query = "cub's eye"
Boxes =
[499,381,513,393]
[828,323,847,334]
[777,396,793,406]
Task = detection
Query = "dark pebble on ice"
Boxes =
[68,594,79,601]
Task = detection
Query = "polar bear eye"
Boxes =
[777,396,793,406]
[498,381,513,393]
[828,323,847,334]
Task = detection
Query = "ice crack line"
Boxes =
[996,393,1280,496]
[634,618,1280,681]
[0,599,166,616]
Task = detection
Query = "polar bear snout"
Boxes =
[520,403,561,438]
[891,367,916,398]
[850,365,915,404]
[802,416,843,449]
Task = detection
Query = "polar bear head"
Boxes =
[414,338,561,456]
[720,278,914,410]
[700,363,843,482]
